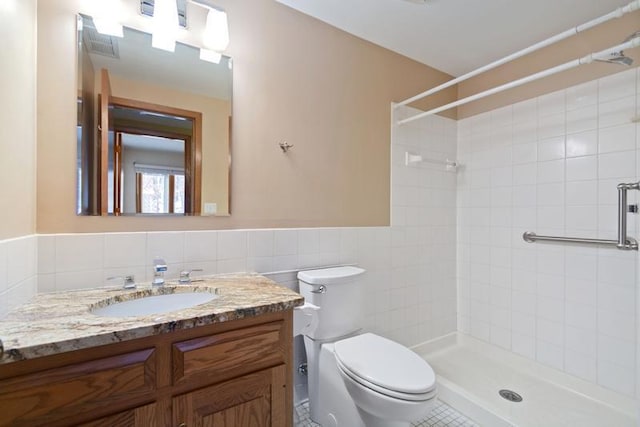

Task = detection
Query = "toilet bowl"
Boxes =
[335,333,436,427]
[298,266,437,426]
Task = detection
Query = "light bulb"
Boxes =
[91,0,123,37]
[152,0,179,52]
[93,18,123,37]
[203,8,229,52]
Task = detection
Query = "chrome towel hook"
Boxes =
[279,141,294,153]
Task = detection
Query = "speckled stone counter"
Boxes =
[0,274,303,364]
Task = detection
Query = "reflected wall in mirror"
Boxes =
[77,14,232,216]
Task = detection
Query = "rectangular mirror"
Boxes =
[76,14,232,216]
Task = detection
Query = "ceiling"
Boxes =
[121,134,185,153]
[275,0,634,76]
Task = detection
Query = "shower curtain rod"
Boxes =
[397,35,640,126]
[394,0,640,110]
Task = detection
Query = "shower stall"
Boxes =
[391,2,640,425]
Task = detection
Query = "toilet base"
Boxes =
[353,398,436,427]
[357,410,412,427]
[311,341,364,426]
[305,335,436,427]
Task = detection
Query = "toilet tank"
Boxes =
[298,266,365,340]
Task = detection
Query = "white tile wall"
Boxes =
[36,223,454,347]
[38,228,350,291]
[0,235,37,319]
[457,67,639,396]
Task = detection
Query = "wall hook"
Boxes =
[279,141,294,153]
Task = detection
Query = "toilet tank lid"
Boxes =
[297,266,365,285]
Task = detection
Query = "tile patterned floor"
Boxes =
[294,399,479,427]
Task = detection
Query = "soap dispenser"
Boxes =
[152,257,168,286]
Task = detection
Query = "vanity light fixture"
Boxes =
[152,0,180,52]
[91,0,124,37]
[199,48,222,64]
[141,0,229,59]
[93,18,124,37]
[202,7,229,52]
[188,0,229,63]
[141,0,188,27]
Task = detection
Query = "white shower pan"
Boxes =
[414,333,636,427]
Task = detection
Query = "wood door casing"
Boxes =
[114,132,123,215]
[99,68,112,215]
[109,95,202,215]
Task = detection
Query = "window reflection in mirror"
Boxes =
[76,14,232,216]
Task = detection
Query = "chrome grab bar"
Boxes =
[617,182,639,249]
[522,232,637,249]
[523,181,639,251]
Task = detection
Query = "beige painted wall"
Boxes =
[106,75,231,215]
[36,0,456,233]
[1,0,36,240]
[458,10,640,119]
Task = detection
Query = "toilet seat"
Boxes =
[334,333,436,402]
[337,358,438,402]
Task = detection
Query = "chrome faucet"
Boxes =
[179,269,203,284]
[107,275,137,289]
[152,257,167,286]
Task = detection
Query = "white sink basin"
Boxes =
[91,291,219,317]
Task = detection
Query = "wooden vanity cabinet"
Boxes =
[0,310,293,427]
[78,403,158,427]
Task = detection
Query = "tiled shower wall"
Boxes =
[457,68,639,396]
[0,235,37,318]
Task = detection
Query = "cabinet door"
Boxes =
[0,348,156,427]
[173,365,288,427]
[78,403,157,427]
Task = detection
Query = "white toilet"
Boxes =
[298,266,437,427]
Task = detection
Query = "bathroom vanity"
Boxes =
[0,274,303,427]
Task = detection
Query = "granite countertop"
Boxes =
[0,273,304,365]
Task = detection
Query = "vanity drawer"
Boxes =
[0,348,156,427]
[172,321,286,385]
